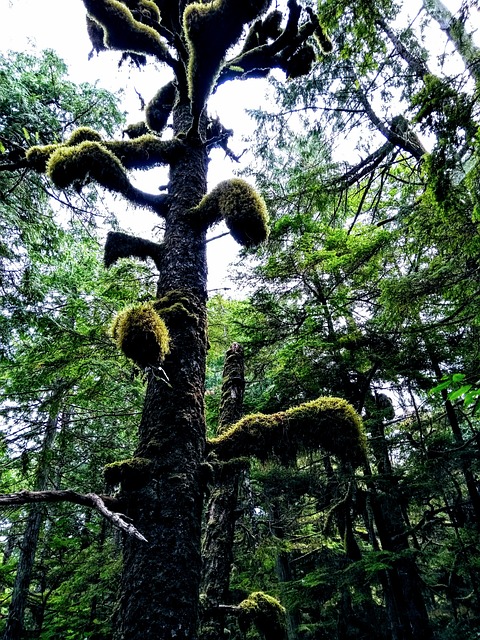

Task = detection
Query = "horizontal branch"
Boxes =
[104,230,163,269]
[0,489,147,542]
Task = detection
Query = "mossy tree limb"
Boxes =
[104,231,164,269]
[209,397,366,467]
[218,592,287,640]
[193,178,269,247]
[83,0,175,66]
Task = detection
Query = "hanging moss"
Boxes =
[104,230,163,269]
[209,397,366,467]
[261,9,283,40]
[104,457,153,490]
[111,302,170,368]
[123,121,149,139]
[106,135,181,170]
[145,81,177,133]
[46,141,130,192]
[195,178,269,247]
[84,0,168,60]
[86,15,107,54]
[243,9,283,51]
[183,0,270,117]
[238,592,287,640]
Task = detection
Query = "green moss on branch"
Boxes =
[111,303,170,368]
[146,81,177,133]
[106,135,182,169]
[104,457,153,490]
[46,140,130,192]
[194,178,269,247]
[183,0,270,118]
[209,397,366,467]
[83,0,169,61]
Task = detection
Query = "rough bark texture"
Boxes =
[200,344,245,640]
[366,418,432,640]
[113,104,209,640]
[3,411,58,640]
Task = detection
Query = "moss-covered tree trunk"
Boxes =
[10,2,345,637]
[114,105,209,640]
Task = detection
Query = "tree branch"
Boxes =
[0,489,147,542]
[104,230,164,269]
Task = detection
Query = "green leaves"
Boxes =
[430,373,480,412]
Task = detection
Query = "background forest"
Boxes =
[0,0,479,639]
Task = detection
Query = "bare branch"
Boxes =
[0,489,147,542]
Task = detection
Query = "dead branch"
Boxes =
[0,489,147,542]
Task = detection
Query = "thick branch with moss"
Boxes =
[193,178,269,247]
[82,0,175,67]
[209,397,366,467]
[104,231,164,269]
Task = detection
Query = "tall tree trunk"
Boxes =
[426,342,480,525]
[113,104,209,640]
[200,343,245,640]
[3,408,59,640]
[423,0,480,84]
[365,413,432,640]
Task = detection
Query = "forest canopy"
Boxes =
[0,1,479,639]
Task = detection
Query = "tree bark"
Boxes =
[113,103,209,640]
[3,409,59,640]
[200,343,245,640]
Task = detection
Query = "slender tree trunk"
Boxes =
[113,104,209,640]
[3,409,59,640]
[200,343,245,640]
[365,417,433,640]
[426,344,480,525]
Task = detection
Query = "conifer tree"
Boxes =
[0,2,363,638]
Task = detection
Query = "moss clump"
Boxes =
[184,0,270,117]
[238,592,287,640]
[47,141,130,193]
[26,144,60,172]
[243,9,283,52]
[111,303,170,368]
[210,397,367,467]
[104,457,153,490]
[84,0,168,60]
[196,178,269,247]
[66,127,103,146]
[123,121,149,139]
[138,0,161,24]
[154,290,199,323]
[106,135,180,170]
[145,81,177,133]
[283,45,316,79]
